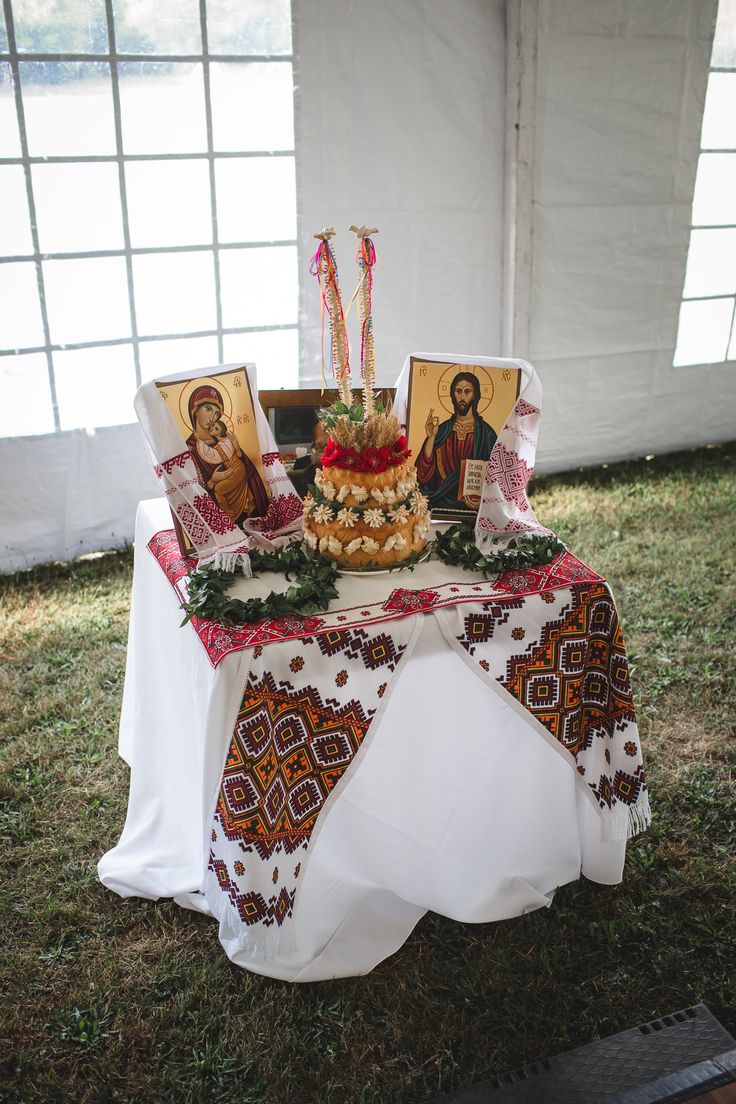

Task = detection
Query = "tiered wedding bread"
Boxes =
[304,225,429,570]
[303,448,429,570]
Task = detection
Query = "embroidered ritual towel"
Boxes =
[435,587,651,841]
[392,353,552,547]
[205,616,421,958]
[135,363,303,571]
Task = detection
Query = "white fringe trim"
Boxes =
[601,791,652,842]
[474,524,555,552]
[200,548,253,576]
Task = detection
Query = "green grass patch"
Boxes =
[1,444,735,1103]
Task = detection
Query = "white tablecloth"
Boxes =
[98,498,626,981]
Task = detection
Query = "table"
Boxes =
[98,498,645,982]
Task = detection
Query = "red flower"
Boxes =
[321,435,412,473]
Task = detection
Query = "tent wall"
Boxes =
[510,0,730,472]
[295,0,508,386]
[0,425,157,572]
[1,0,726,572]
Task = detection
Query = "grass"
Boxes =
[1,442,735,1104]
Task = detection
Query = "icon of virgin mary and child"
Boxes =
[186,385,269,526]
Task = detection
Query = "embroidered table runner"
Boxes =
[154,537,653,960]
[147,528,604,666]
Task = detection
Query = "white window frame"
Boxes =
[0,0,298,433]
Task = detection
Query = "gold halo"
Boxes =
[178,375,234,432]
[437,364,494,417]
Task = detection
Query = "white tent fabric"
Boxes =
[295,0,508,388]
[0,0,727,573]
[510,0,731,470]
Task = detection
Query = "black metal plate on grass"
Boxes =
[426,1005,736,1104]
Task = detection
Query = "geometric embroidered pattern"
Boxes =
[207,618,417,929]
[193,491,237,535]
[147,528,605,668]
[486,442,533,509]
[216,672,372,844]
[451,581,649,832]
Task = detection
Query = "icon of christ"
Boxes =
[414,371,497,510]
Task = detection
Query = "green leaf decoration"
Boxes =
[180,543,341,627]
[433,523,565,579]
[179,525,565,629]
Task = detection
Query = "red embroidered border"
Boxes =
[147,529,604,667]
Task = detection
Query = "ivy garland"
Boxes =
[180,543,340,627]
[179,524,566,627]
[433,523,566,578]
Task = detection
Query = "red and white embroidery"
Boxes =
[148,531,603,667]
[438,586,651,840]
[205,618,418,938]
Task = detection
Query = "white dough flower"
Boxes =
[370,487,385,503]
[410,493,429,516]
[350,485,368,502]
[364,508,385,529]
[388,504,410,523]
[394,534,408,550]
[361,537,380,554]
[382,487,397,504]
[345,537,363,555]
[337,507,358,528]
[320,479,336,501]
[303,528,318,549]
[327,536,343,554]
[414,523,429,542]
[396,480,412,497]
[314,467,325,486]
[312,504,333,524]
[383,534,398,551]
[336,483,351,503]
[318,536,329,552]
[302,493,316,512]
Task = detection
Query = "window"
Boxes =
[0,0,298,438]
[674,0,736,366]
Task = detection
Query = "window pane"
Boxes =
[216,156,296,242]
[133,251,217,335]
[44,257,131,345]
[222,328,297,388]
[125,159,212,247]
[691,153,736,225]
[20,62,116,157]
[0,262,45,349]
[219,245,297,328]
[113,0,201,54]
[712,0,736,69]
[119,63,207,154]
[139,335,219,381]
[0,352,55,437]
[210,62,294,152]
[33,162,124,253]
[0,166,34,256]
[701,73,736,150]
[682,228,736,298]
[54,344,137,430]
[0,64,22,157]
[13,0,108,54]
[0,12,7,52]
[673,297,733,365]
[206,0,292,55]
